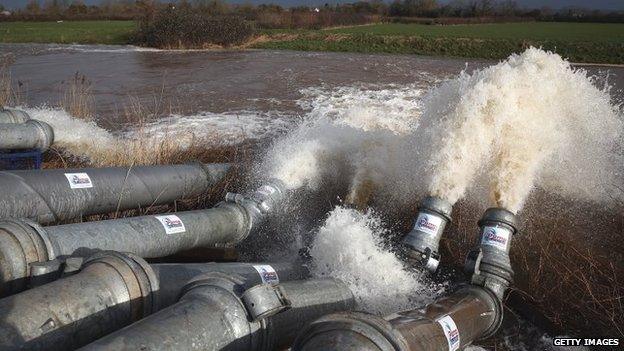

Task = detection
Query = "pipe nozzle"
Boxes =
[225,179,287,231]
[465,207,518,300]
[402,196,452,273]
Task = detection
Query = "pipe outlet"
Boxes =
[0,119,55,151]
[465,208,518,300]
[402,196,452,272]
[225,178,287,232]
[0,107,31,124]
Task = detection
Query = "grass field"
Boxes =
[0,20,622,63]
[325,22,624,42]
[256,22,624,64]
[0,21,135,45]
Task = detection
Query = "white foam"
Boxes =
[309,206,439,315]
[423,47,623,212]
[265,84,423,199]
[134,110,293,146]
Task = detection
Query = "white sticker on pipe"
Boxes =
[414,213,443,236]
[481,226,511,250]
[155,215,186,235]
[253,264,279,285]
[437,315,460,351]
[64,173,93,189]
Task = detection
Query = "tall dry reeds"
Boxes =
[0,55,22,107]
[60,72,95,120]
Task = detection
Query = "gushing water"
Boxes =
[425,48,623,212]
[309,206,439,314]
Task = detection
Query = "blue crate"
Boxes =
[0,149,43,170]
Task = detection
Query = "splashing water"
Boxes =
[265,84,423,203]
[309,206,439,315]
[425,48,623,212]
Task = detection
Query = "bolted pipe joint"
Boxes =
[0,107,31,124]
[402,196,453,273]
[225,178,287,232]
[465,208,518,300]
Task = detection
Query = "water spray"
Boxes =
[401,196,453,272]
[293,207,519,350]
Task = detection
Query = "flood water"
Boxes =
[5,43,622,132]
[2,43,622,351]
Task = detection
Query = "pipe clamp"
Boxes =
[241,283,291,322]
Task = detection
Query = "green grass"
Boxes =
[255,22,624,64]
[325,22,624,43]
[0,21,135,45]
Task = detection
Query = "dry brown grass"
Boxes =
[59,72,95,120]
[0,55,23,107]
[435,194,624,340]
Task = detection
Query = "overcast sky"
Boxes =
[2,0,623,11]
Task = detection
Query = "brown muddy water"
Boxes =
[2,43,623,351]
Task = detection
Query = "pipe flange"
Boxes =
[419,196,453,222]
[82,251,159,319]
[478,208,518,234]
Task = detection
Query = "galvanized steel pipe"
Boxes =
[0,119,54,151]
[82,277,355,351]
[293,286,500,351]
[0,251,158,351]
[0,251,304,351]
[402,196,452,273]
[0,162,230,223]
[0,108,31,124]
[0,180,287,297]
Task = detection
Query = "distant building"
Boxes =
[0,11,11,17]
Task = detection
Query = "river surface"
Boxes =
[4,43,622,135]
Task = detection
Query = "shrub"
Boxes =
[135,7,255,48]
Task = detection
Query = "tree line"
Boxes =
[2,0,623,24]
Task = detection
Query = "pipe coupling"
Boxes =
[0,108,31,124]
[465,208,518,300]
[0,218,57,297]
[82,251,159,319]
[402,196,452,273]
[27,119,55,151]
[225,179,287,231]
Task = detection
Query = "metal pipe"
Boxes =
[294,207,520,351]
[0,251,158,351]
[292,286,500,351]
[402,196,452,272]
[0,251,305,351]
[150,261,307,307]
[0,108,31,124]
[82,277,355,351]
[0,179,287,297]
[0,120,54,151]
[464,207,518,299]
[0,162,230,223]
